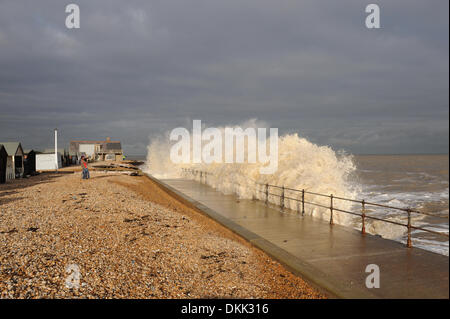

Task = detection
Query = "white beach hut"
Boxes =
[36,152,62,170]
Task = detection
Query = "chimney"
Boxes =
[54,128,58,170]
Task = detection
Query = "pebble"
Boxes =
[0,171,324,299]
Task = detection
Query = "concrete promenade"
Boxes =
[148,175,449,298]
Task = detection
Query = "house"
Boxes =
[70,137,123,161]
[0,142,24,181]
[98,140,123,161]
[36,152,62,170]
[0,145,7,184]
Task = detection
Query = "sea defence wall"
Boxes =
[143,173,449,299]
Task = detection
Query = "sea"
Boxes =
[351,154,449,256]
[144,133,449,256]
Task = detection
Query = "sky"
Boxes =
[0,0,448,155]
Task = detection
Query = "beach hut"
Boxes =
[0,145,7,184]
[44,148,70,167]
[36,152,62,170]
[24,149,36,176]
[68,151,79,165]
[0,142,24,181]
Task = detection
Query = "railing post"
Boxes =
[265,183,269,204]
[407,209,412,248]
[188,173,444,249]
[301,189,305,216]
[330,194,334,225]
[361,200,366,235]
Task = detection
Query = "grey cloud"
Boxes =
[0,0,448,155]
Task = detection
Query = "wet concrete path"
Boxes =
[157,177,449,298]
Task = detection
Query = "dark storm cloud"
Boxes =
[0,0,448,154]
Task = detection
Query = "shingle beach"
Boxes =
[0,171,324,299]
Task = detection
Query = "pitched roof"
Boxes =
[0,142,22,156]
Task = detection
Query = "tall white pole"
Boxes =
[54,128,58,170]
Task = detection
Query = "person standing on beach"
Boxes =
[81,156,90,179]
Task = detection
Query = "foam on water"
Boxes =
[144,122,449,256]
[355,181,449,255]
[145,121,358,225]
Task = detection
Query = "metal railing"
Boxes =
[181,168,449,248]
